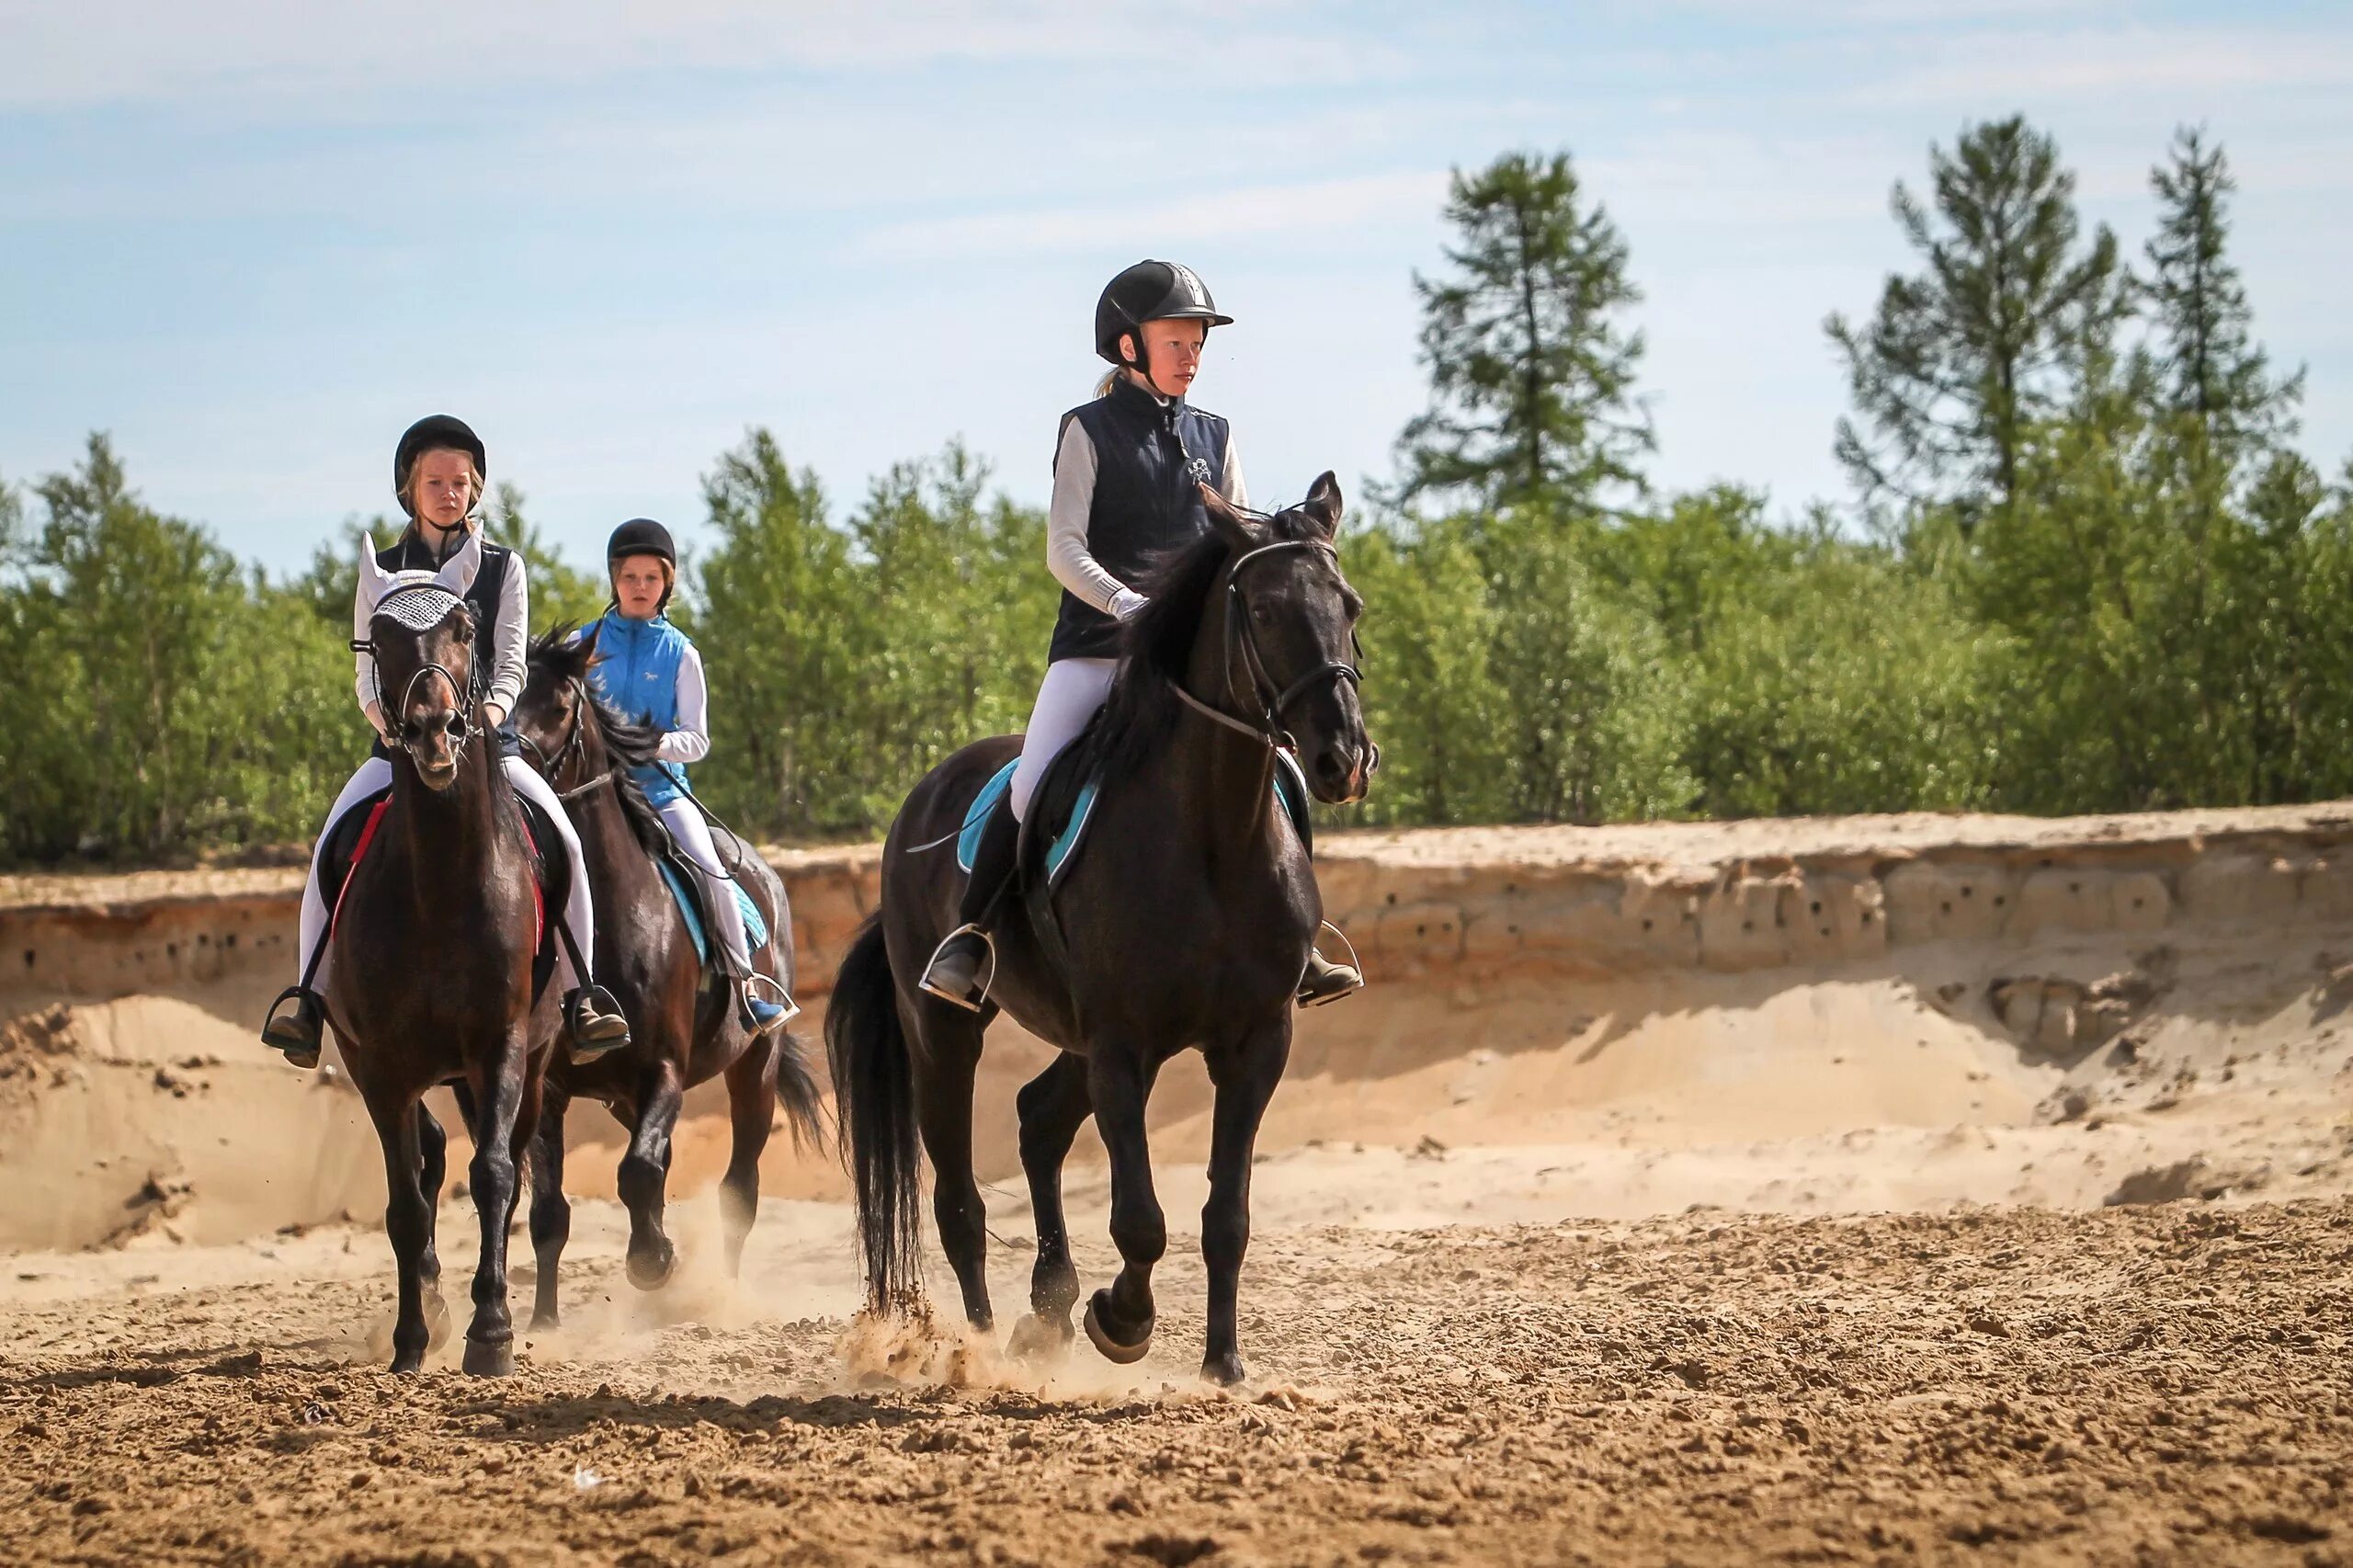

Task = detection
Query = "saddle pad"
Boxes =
[657,860,770,971]
[956,751,1313,888]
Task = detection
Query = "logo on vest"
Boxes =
[1188,456,1213,485]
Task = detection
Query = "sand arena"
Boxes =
[3,807,2351,1563]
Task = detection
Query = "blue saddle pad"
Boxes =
[658,860,769,971]
[956,752,1312,888]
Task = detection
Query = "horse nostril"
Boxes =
[445,713,465,738]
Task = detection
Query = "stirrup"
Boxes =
[565,984,631,1063]
[1297,922,1365,1008]
[260,985,324,1068]
[743,972,801,1035]
[918,924,996,1014]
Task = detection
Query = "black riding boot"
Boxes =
[920,799,1020,1012]
[1297,948,1363,1007]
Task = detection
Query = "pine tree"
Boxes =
[1828,116,2127,532]
[2145,126,2303,458]
[1395,150,1650,513]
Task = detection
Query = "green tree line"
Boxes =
[2,116,2347,863]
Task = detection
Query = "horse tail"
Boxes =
[825,913,922,1309]
[769,1027,829,1156]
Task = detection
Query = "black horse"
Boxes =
[828,476,1373,1384]
[328,583,559,1375]
[509,630,825,1326]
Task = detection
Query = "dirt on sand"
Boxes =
[5,807,2353,1564]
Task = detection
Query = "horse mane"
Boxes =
[1074,502,1326,789]
[527,624,674,860]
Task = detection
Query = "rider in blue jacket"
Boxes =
[593,519,790,1035]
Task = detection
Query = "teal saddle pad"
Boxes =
[957,751,1311,888]
[657,860,770,970]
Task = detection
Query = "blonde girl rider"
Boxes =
[261,415,631,1067]
[588,518,792,1034]
[919,260,1363,1011]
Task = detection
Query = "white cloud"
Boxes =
[1845,25,2353,108]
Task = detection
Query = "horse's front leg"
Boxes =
[1199,1013,1291,1385]
[460,1028,535,1376]
[362,1090,433,1374]
[620,1058,684,1290]
[1084,1043,1165,1366]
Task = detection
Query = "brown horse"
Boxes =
[509,630,824,1326]
[328,582,558,1375]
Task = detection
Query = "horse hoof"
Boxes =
[1083,1291,1154,1366]
[461,1337,517,1378]
[389,1351,425,1376]
[424,1294,452,1351]
[625,1243,676,1291]
[529,1308,561,1333]
[1006,1312,1074,1366]
[1200,1351,1247,1387]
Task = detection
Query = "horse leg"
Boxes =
[1199,1017,1290,1386]
[460,1035,534,1376]
[415,1101,453,1350]
[526,1083,572,1330]
[1084,1045,1165,1365]
[620,1059,685,1290]
[912,1006,992,1330]
[720,1036,778,1279]
[366,1093,433,1374]
[1006,1051,1090,1360]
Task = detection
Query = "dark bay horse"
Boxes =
[510,630,824,1327]
[828,476,1373,1384]
[328,583,557,1376]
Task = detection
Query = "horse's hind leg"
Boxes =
[720,1037,778,1279]
[460,1033,536,1377]
[1084,1045,1165,1366]
[1006,1051,1090,1360]
[911,1001,992,1329]
[365,1093,434,1374]
[620,1058,685,1290]
[526,1084,572,1330]
[1198,1017,1290,1386]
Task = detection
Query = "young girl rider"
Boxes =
[589,519,791,1034]
[919,259,1363,1011]
[261,415,631,1067]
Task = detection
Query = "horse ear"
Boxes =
[1199,482,1264,551]
[357,533,391,607]
[433,530,483,596]
[1302,472,1344,538]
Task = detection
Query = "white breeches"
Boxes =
[296,756,597,994]
[658,797,754,972]
[1008,657,1117,822]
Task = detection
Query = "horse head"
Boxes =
[513,626,603,793]
[1197,473,1377,804]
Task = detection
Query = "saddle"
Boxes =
[317,783,565,1001]
[654,820,770,981]
[956,734,1313,893]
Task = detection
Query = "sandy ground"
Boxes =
[8,810,2353,1564]
[3,1187,2349,1566]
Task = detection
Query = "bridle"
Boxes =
[1172,536,1372,763]
[354,585,482,773]
[517,676,609,802]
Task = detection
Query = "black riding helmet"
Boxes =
[607,517,677,612]
[393,415,486,517]
[1094,260,1233,377]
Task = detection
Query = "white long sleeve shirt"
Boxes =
[1045,414,1249,614]
[655,642,711,766]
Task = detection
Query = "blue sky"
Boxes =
[5,0,2350,573]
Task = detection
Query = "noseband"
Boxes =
[1174,538,1368,756]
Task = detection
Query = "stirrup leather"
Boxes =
[919,923,997,1013]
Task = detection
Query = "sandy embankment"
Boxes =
[6,804,2352,1253]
